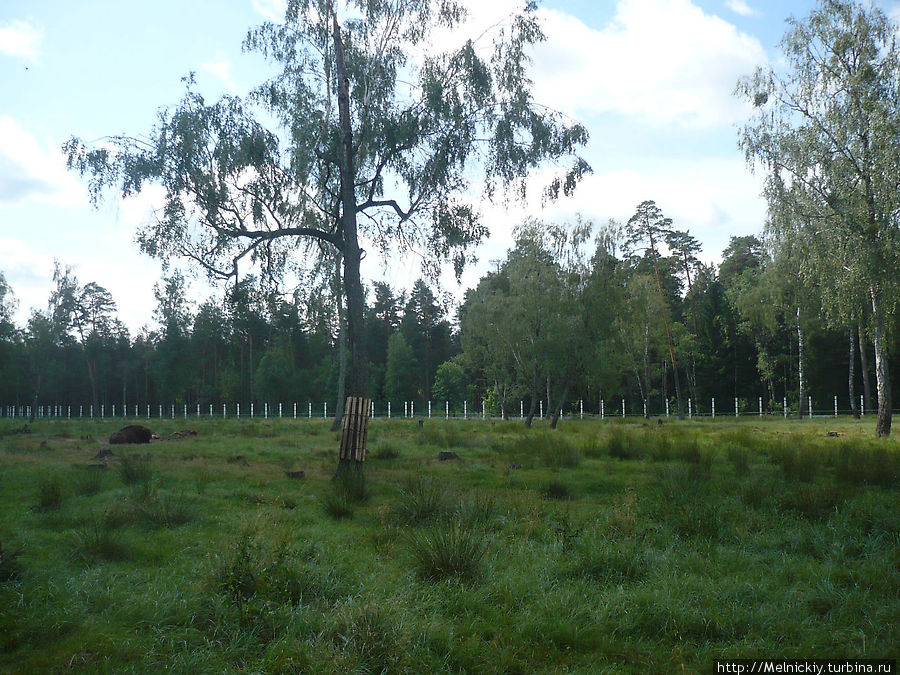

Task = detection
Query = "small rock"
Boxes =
[109,425,153,445]
[285,469,306,480]
[437,451,459,461]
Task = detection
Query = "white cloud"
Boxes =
[251,0,287,22]
[201,54,238,92]
[0,19,41,60]
[726,0,759,18]
[0,116,85,206]
[528,0,767,129]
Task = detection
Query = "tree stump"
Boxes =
[339,397,371,464]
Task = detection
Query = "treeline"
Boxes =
[1,207,897,420]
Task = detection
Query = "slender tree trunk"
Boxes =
[525,365,538,428]
[870,288,892,437]
[849,318,859,419]
[858,323,873,415]
[797,306,805,419]
[331,261,347,432]
[550,382,570,429]
[648,230,684,419]
[333,8,369,472]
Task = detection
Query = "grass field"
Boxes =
[0,416,898,673]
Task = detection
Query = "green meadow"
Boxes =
[0,417,897,673]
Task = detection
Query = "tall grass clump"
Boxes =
[75,514,131,563]
[392,478,447,526]
[454,491,496,528]
[569,534,648,584]
[35,475,62,511]
[323,468,369,520]
[778,442,820,483]
[0,539,21,582]
[726,443,751,475]
[118,453,153,486]
[833,442,900,488]
[72,467,105,496]
[408,524,488,582]
[606,427,641,460]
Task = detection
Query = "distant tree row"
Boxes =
[2,206,897,423]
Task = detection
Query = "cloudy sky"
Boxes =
[1,0,897,331]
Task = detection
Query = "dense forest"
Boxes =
[2,208,896,422]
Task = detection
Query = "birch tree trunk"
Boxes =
[870,288,892,437]
[858,323,873,415]
[849,318,859,419]
[797,306,805,418]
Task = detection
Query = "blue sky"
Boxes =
[1,0,898,331]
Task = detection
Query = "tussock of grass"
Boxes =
[392,478,447,525]
[35,476,62,511]
[569,534,648,584]
[542,480,573,501]
[75,515,131,563]
[118,453,153,486]
[408,524,488,582]
[0,539,21,582]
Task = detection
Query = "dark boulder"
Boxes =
[109,425,153,445]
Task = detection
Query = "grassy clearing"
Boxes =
[0,415,897,672]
